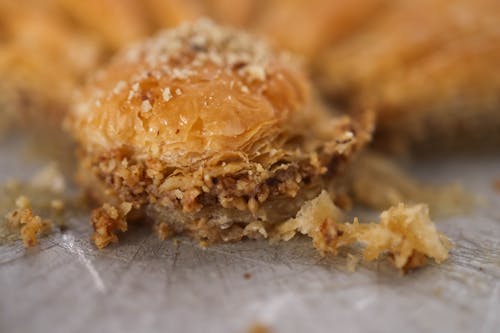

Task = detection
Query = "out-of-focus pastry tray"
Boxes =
[0,135,499,333]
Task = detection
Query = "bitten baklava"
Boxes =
[67,19,373,248]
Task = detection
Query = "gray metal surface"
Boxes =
[0,137,499,333]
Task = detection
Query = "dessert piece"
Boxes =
[0,0,102,130]
[253,0,387,62]
[317,0,500,151]
[67,19,373,248]
[55,0,151,51]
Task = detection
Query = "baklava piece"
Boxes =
[67,19,373,248]
[317,0,500,151]
[0,0,102,130]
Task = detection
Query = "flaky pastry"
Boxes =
[67,19,373,248]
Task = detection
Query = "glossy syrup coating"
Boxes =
[71,19,319,165]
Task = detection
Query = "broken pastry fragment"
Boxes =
[274,191,450,272]
[67,19,373,248]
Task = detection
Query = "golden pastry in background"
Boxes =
[0,0,102,128]
[67,20,373,248]
[317,0,500,151]
[254,0,388,61]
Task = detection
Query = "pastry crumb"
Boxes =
[274,191,450,271]
[4,196,52,247]
[90,202,132,249]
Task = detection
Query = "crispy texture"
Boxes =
[90,202,131,249]
[274,191,450,271]
[3,196,52,248]
[68,20,373,246]
[317,0,500,151]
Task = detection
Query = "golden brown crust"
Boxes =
[70,19,313,161]
[68,20,373,247]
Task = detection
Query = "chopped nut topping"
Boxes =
[162,87,172,102]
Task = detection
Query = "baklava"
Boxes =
[317,0,500,151]
[67,19,373,248]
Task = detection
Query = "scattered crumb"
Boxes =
[273,191,451,272]
[243,272,252,279]
[90,202,132,249]
[4,196,52,247]
[346,253,360,272]
[155,222,174,240]
[247,323,271,333]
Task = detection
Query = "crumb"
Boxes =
[90,202,132,249]
[4,196,52,247]
[198,240,209,248]
[243,272,252,279]
[272,191,451,271]
[155,222,174,240]
[247,323,271,333]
